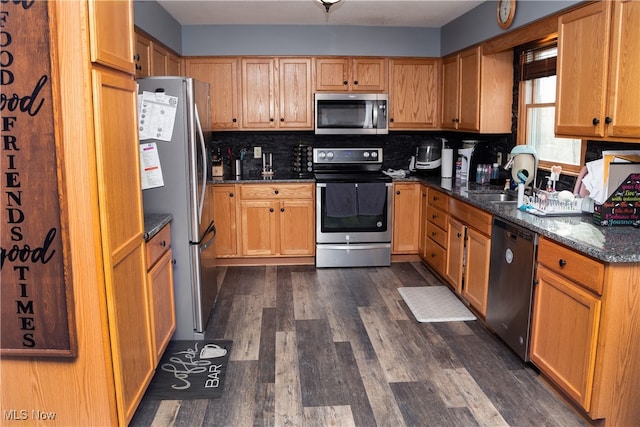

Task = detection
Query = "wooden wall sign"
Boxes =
[1,1,76,356]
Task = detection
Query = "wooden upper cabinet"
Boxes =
[315,57,387,92]
[389,58,440,129]
[556,0,640,140]
[87,0,135,74]
[241,57,313,130]
[441,46,512,133]
[278,57,313,129]
[134,32,151,78]
[186,57,241,129]
[166,52,182,76]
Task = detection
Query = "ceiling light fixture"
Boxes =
[317,0,342,13]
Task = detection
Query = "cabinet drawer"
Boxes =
[240,183,314,199]
[537,238,604,295]
[426,221,447,249]
[427,206,448,231]
[449,199,492,236]
[146,224,171,268]
[428,188,448,212]
[424,237,446,275]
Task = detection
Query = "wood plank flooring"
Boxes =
[130,262,586,426]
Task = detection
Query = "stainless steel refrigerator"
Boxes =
[138,77,217,340]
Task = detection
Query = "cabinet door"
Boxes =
[418,186,429,257]
[392,183,420,254]
[441,54,459,129]
[278,57,313,129]
[279,199,315,255]
[213,185,238,256]
[606,0,640,139]
[134,32,151,78]
[187,58,241,129]
[87,0,135,74]
[242,58,277,129]
[446,217,465,293]
[166,53,182,76]
[315,57,350,91]
[462,227,490,316]
[530,265,601,411]
[147,249,176,363]
[91,68,153,425]
[240,200,278,256]
[389,58,440,129]
[152,44,168,76]
[458,47,481,131]
[555,2,611,138]
[351,58,387,92]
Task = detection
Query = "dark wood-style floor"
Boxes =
[131,262,586,426]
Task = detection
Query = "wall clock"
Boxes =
[496,0,516,29]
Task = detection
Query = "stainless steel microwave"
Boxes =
[315,93,388,135]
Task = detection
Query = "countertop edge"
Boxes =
[144,213,173,241]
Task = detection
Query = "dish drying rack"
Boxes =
[524,189,583,216]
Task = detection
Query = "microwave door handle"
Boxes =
[372,101,378,129]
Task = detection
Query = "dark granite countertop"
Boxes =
[413,175,640,264]
[208,173,640,263]
[144,213,173,241]
[210,170,314,184]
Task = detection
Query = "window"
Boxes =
[517,41,583,174]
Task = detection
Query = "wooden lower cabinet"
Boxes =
[446,198,491,316]
[219,183,315,258]
[213,184,239,256]
[422,188,449,276]
[530,237,640,425]
[392,182,421,254]
[530,264,601,409]
[145,224,176,364]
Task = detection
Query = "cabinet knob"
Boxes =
[274,189,279,195]
[396,190,401,195]
[592,117,600,126]
[431,231,437,236]
[269,208,274,212]
[229,192,234,197]
[432,196,439,201]
[432,214,437,220]
[133,53,140,61]
[605,116,613,124]
[431,253,436,258]
[172,259,176,265]
[353,80,358,85]
[558,259,567,267]
[457,232,462,238]
[280,207,285,212]
[160,240,166,247]
[232,118,237,123]
[390,118,394,123]
[280,118,284,122]
[343,80,348,85]
[270,118,274,122]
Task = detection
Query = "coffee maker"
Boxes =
[409,138,445,174]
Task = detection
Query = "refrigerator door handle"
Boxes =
[195,104,207,222]
[190,220,215,246]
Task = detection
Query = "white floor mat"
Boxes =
[398,286,476,322]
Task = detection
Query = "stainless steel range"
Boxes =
[313,147,393,268]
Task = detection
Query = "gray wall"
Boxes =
[134,0,584,57]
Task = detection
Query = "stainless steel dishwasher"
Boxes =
[486,217,538,361]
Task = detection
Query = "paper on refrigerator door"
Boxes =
[138,91,178,141]
[139,142,164,190]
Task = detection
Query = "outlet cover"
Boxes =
[254,146,262,159]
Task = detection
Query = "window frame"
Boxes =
[516,41,585,176]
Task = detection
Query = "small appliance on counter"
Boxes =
[211,147,223,177]
[409,138,446,175]
[457,140,478,182]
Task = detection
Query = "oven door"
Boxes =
[316,182,392,244]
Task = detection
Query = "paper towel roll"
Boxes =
[441,148,454,178]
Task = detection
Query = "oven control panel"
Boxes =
[313,148,383,164]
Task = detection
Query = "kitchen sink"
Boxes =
[469,191,518,203]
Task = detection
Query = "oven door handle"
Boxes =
[315,183,393,187]
[319,244,391,250]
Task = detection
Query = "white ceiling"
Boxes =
[156,0,486,28]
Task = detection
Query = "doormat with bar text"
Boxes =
[145,340,232,400]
